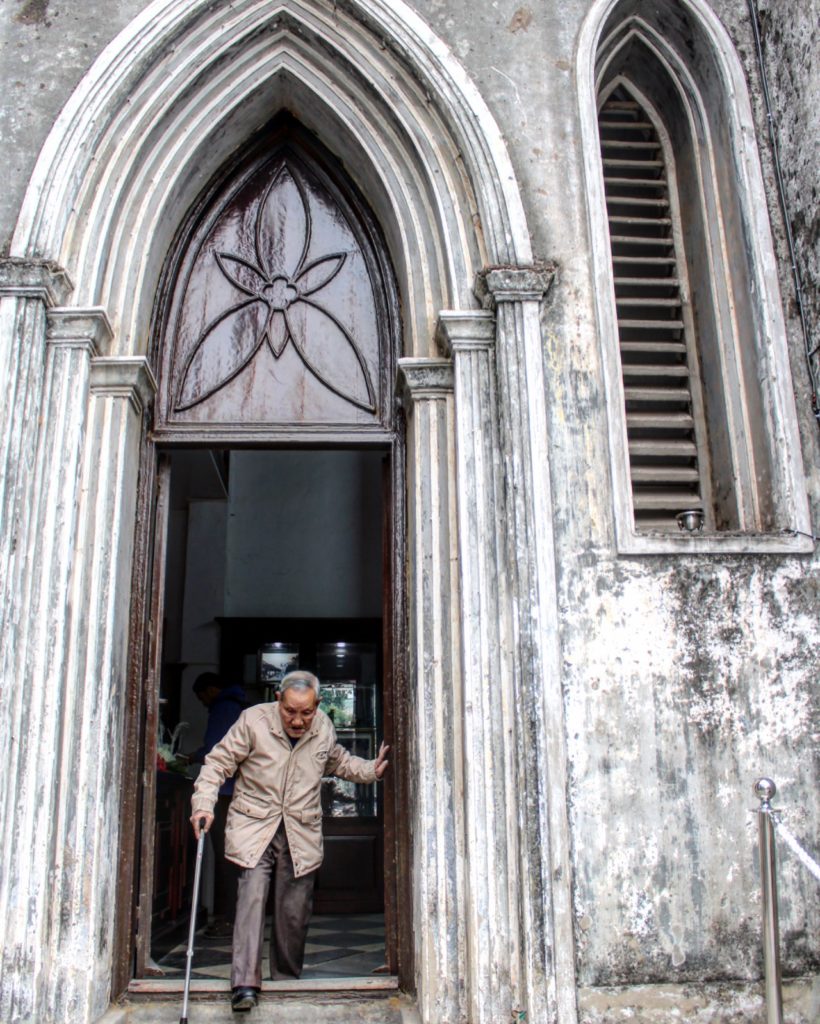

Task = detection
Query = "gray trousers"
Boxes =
[231,823,317,988]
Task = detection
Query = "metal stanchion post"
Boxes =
[754,778,783,1024]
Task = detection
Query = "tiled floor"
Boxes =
[155,913,386,980]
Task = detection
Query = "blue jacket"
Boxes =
[195,684,246,794]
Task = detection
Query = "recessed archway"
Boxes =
[2,3,537,1022]
[131,112,408,989]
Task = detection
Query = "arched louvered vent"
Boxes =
[599,86,711,530]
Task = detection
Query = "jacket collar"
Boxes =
[269,701,285,737]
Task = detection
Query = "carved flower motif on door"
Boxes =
[175,163,377,413]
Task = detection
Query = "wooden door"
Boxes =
[152,118,398,445]
[134,455,173,974]
[112,442,164,995]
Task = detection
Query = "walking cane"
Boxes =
[180,818,208,1024]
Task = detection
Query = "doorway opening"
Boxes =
[133,446,399,989]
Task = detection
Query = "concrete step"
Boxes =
[99,993,421,1024]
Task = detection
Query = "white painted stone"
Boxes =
[0,299,151,1023]
[438,310,522,1023]
[11,0,532,358]
[578,977,819,1023]
[0,1,541,1016]
[397,357,467,1024]
[476,267,579,1024]
[0,3,817,1023]
[0,265,73,697]
[42,356,156,1023]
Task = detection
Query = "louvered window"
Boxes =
[599,85,713,531]
[584,5,811,552]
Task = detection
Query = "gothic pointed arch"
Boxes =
[11,0,531,358]
[1,7,557,1023]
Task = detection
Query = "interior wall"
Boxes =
[169,449,383,734]
[178,499,228,740]
[224,450,383,619]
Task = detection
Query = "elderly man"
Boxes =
[190,670,389,1012]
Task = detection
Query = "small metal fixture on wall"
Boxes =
[676,509,705,532]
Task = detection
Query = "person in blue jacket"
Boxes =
[190,671,247,936]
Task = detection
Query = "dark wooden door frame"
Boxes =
[111,436,411,993]
[134,454,173,976]
[113,116,410,995]
[112,449,171,995]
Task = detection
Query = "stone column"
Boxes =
[0,271,102,1024]
[476,267,578,1024]
[0,261,72,813]
[43,356,156,1023]
[0,279,155,1022]
[397,358,467,1024]
[436,311,522,1023]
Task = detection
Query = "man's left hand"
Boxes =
[374,741,390,779]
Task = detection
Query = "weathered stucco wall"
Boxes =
[562,558,819,984]
[756,0,820,406]
[0,0,817,1017]
[0,0,148,255]
[403,0,820,989]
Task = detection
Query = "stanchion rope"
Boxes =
[766,810,820,884]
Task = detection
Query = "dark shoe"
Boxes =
[204,916,233,938]
[231,986,258,1012]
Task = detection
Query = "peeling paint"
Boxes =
[14,0,50,27]
[507,7,532,33]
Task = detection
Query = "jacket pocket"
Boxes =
[231,794,271,819]
[296,807,322,825]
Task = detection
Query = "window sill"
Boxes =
[615,528,816,556]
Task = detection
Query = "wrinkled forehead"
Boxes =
[280,688,318,713]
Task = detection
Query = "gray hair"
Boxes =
[279,670,320,699]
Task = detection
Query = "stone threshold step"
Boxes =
[129,977,398,994]
[100,992,420,1024]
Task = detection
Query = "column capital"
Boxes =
[396,357,453,407]
[436,310,495,357]
[0,257,73,307]
[90,356,157,414]
[474,263,556,307]
[47,307,114,356]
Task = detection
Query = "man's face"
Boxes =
[278,687,319,739]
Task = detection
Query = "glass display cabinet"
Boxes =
[316,642,379,820]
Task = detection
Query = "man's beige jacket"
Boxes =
[191,703,377,876]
